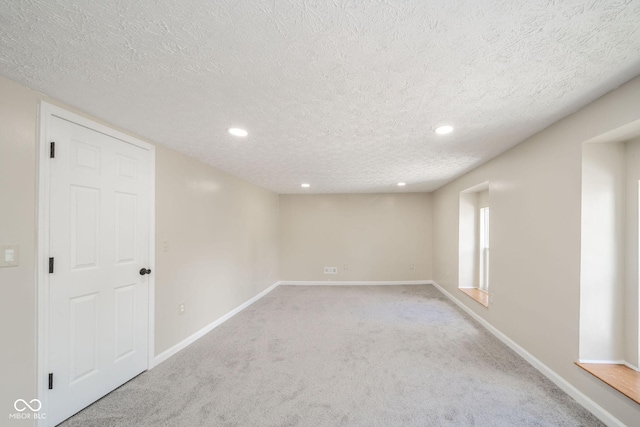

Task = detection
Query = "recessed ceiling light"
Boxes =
[397,182,406,187]
[435,125,453,135]
[301,183,310,188]
[228,127,248,137]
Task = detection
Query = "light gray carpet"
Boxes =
[60,285,603,426]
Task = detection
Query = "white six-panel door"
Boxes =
[47,115,151,426]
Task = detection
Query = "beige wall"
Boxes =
[580,142,626,362]
[155,146,279,354]
[279,193,432,281]
[478,190,489,209]
[432,75,640,426]
[0,75,279,425]
[0,76,39,426]
[624,137,640,368]
[579,138,640,367]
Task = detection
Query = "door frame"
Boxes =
[36,101,156,426]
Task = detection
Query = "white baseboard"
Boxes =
[281,280,433,286]
[153,281,281,366]
[624,361,640,372]
[579,360,640,376]
[578,359,626,365]
[431,281,625,427]
[578,360,640,373]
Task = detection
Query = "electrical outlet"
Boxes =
[162,240,169,252]
[178,303,185,315]
[323,267,338,274]
[410,263,414,270]
[343,264,348,270]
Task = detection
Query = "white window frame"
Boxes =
[479,206,490,292]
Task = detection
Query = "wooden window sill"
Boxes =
[575,362,640,405]
[458,287,488,308]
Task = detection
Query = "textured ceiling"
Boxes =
[1,1,640,193]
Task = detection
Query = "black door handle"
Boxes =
[139,268,151,276]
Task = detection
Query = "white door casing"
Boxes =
[37,103,155,427]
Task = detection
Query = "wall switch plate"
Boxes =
[323,267,338,274]
[162,240,169,252]
[343,264,348,270]
[410,263,414,270]
[0,245,19,268]
[178,303,185,315]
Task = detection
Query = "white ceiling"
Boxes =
[1,1,640,193]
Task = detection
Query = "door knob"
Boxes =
[139,268,151,276]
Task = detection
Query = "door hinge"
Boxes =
[50,142,55,158]
[49,257,54,274]
[48,373,53,390]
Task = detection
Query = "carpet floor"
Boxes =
[59,285,603,426]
